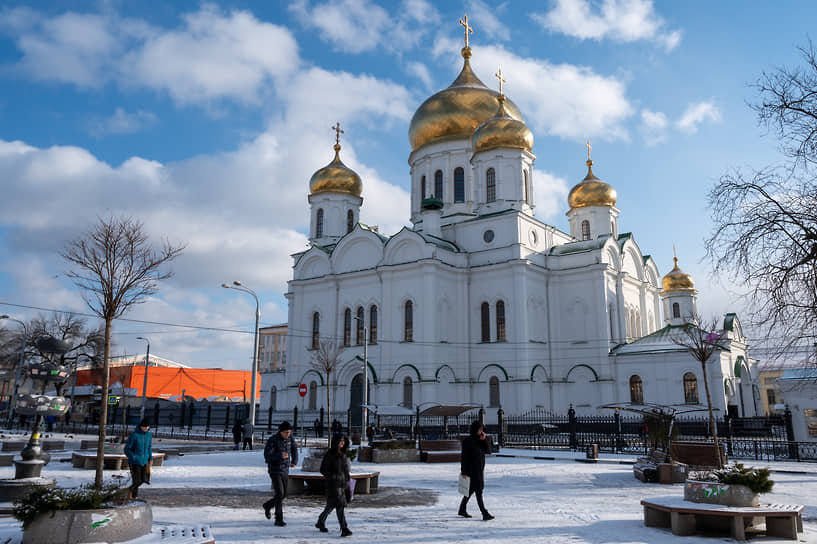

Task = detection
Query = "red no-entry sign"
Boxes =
[298,383,308,397]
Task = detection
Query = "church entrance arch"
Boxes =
[349,373,369,429]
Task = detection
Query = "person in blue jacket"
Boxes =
[124,417,153,499]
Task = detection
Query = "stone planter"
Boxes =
[684,480,759,507]
[371,448,420,463]
[22,500,152,544]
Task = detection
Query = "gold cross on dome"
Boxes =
[459,14,473,48]
[495,67,506,95]
[585,139,592,161]
[332,122,344,145]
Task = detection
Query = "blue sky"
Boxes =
[0,0,812,370]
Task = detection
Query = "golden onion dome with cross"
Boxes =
[472,69,533,154]
[567,142,617,209]
[661,256,696,293]
[309,124,363,198]
[408,16,525,152]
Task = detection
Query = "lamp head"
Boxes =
[0,315,8,320]
[232,280,243,286]
[221,283,231,289]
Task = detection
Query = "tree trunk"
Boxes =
[325,371,331,448]
[95,318,113,488]
[701,361,724,469]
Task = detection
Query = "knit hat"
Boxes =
[139,418,151,427]
[279,421,292,431]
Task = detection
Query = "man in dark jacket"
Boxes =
[242,419,254,450]
[263,421,299,526]
[459,420,493,520]
[315,434,353,537]
[231,419,242,450]
[124,417,153,499]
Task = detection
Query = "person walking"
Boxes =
[242,418,254,450]
[458,420,494,521]
[124,417,153,499]
[331,419,342,435]
[315,434,353,537]
[314,417,323,438]
[231,419,242,450]
[263,421,299,526]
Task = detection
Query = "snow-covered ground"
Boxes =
[0,440,815,543]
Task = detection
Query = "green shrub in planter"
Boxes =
[692,463,774,494]
[13,482,130,530]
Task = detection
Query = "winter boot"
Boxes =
[274,517,286,527]
[482,512,494,521]
[458,496,471,517]
[263,501,272,520]
[315,522,328,533]
[341,528,353,537]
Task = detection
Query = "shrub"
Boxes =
[12,482,130,529]
[692,463,774,494]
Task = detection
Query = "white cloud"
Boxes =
[533,0,682,52]
[677,101,721,134]
[640,108,667,145]
[406,61,433,89]
[466,0,511,42]
[472,46,634,141]
[532,170,570,221]
[89,108,157,136]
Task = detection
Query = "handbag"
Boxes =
[458,475,470,496]
[345,478,355,502]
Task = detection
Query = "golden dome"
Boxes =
[567,160,617,209]
[409,47,525,152]
[472,95,534,153]
[309,143,362,197]
[661,257,695,292]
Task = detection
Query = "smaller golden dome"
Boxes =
[309,143,362,197]
[661,257,695,292]
[472,95,534,153]
[567,160,617,209]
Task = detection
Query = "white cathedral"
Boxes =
[264,32,759,424]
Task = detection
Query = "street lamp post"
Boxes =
[353,317,368,443]
[136,337,150,420]
[1,315,27,429]
[222,281,260,430]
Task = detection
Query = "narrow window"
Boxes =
[309,380,317,410]
[347,210,354,233]
[486,168,496,202]
[311,312,320,349]
[402,376,413,408]
[523,170,529,203]
[369,305,378,344]
[270,386,277,412]
[581,220,591,241]
[434,170,443,200]
[630,375,643,404]
[356,306,364,345]
[420,175,426,201]
[404,300,413,342]
[672,303,681,318]
[496,300,506,341]
[481,302,490,342]
[316,208,324,238]
[343,308,351,346]
[454,167,465,203]
[489,376,500,408]
[683,372,699,404]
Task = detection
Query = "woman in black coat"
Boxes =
[458,420,494,520]
[316,434,353,537]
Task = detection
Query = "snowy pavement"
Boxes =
[0,441,815,543]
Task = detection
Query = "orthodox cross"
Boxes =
[495,67,506,95]
[459,14,473,48]
[585,139,592,161]
[332,122,344,145]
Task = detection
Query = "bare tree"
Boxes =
[671,317,725,469]
[310,341,342,447]
[707,41,817,364]
[62,215,184,488]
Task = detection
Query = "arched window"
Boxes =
[630,375,643,404]
[309,380,317,410]
[420,175,426,201]
[402,376,413,408]
[486,168,496,202]
[672,303,681,319]
[356,306,364,345]
[369,305,378,344]
[454,167,465,202]
[489,376,500,408]
[347,210,354,233]
[343,308,352,346]
[316,208,324,238]
[311,312,320,349]
[404,300,413,342]
[270,386,277,412]
[496,300,506,341]
[434,170,443,200]
[481,302,490,342]
[683,372,699,404]
[523,170,529,203]
[581,219,591,240]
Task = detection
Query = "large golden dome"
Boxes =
[472,95,533,153]
[409,47,525,152]
[661,257,695,292]
[567,160,617,209]
[309,143,362,197]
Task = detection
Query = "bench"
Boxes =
[72,451,166,470]
[633,449,668,482]
[419,440,461,463]
[642,496,804,541]
[124,524,215,543]
[670,441,726,468]
[42,440,65,451]
[0,453,13,466]
[286,471,380,495]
